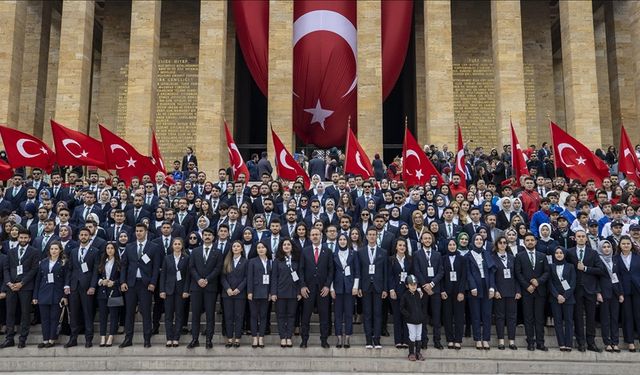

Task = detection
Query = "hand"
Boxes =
[471,289,478,297]
[247,293,253,301]
[381,291,388,299]
[596,293,603,303]
[0,292,5,300]
[457,293,465,302]
[619,295,624,303]
[107,280,114,288]
[557,295,565,304]
[64,286,71,295]
[440,291,448,300]
[232,289,240,296]
[351,288,358,296]
[423,283,433,294]
[271,295,278,302]
[390,290,397,300]
[301,287,310,299]
[121,283,129,292]
[32,299,38,305]
[530,278,539,287]
[494,291,502,299]
[577,262,585,271]
[297,294,302,301]
[87,287,95,296]
[14,282,23,291]
[197,278,207,288]
[227,288,234,297]
[357,289,363,298]
[515,292,521,300]
[330,290,336,299]
[488,290,495,299]
[182,293,189,299]
[160,292,166,299]
[60,297,68,306]
[526,285,535,294]
[147,284,155,292]
[320,287,330,297]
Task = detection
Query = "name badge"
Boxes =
[141,254,151,264]
[81,262,89,273]
[176,272,182,281]
[449,271,457,282]
[16,265,23,276]
[546,255,553,265]
[561,280,571,291]
[503,269,511,279]
[369,264,376,275]
[611,273,619,284]
[344,266,351,277]
[400,272,407,282]
[47,273,55,283]
[263,274,270,285]
[427,267,434,278]
[291,271,299,282]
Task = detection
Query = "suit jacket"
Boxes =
[387,254,412,294]
[442,253,468,296]
[181,153,198,171]
[566,246,604,295]
[356,245,388,293]
[492,252,520,298]
[271,257,300,299]
[299,244,334,290]
[5,186,27,211]
[188,245,223,293]
[413,247,444,293]
[120,241,162,287]
[463,222,485,237]
[153,236,176,255]
[92,259,122,300]
[159,253,190,295]
[437,222,463,241]
[0,198,13,214]
[125,207,151,227]
[247,257,271,299]
[332,249,360,294]
[616,253,640,295]
[549,263,576,304]
[71,204,103,227]
[32,234,60,259]
[106,224,133,242]
[465,250,496,297]
[4,245,40,291]
[33,258,66,304]
[307,158,325,179]
[66,245,100,291]
[598,259,623,300]
[48,185,68,204]
[221,256,248,299]
[514,249,550,298]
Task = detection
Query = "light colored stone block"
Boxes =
[0,0,27,132]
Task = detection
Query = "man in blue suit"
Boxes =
[357,228,388,349]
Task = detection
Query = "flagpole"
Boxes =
[548,112,557,173]
[344,116,351,174]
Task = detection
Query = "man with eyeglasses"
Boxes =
[54,208,75,237]
[27,168,49,193]
[143,184,159,210]
[304,199,325,229]
[354,182,380,220]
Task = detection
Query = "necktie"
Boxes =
[370,247,375,262]
[579,248,584,262]
[146,195,151,205]
[79,247,86,262]
[500,255,506,261]
[204,246,210,262]
[426,250,431,266]
[230,223,235,233]
[329,242,334,252]
[272,237,278,250]
[529,251,535,268]
[290,225,294,234]
[164,238,169,251]
[43,235,50,250]
[54,186,59,197]
[18,247,24,261]
[83,206,89,219]
[13,187,17,196]
[212,200,218,210]
[314,247,319,264]
[448,223,452,238]
[135,208,140,220]
[179,212,185,223]
[377,232,382,246]
[138,243,143,258]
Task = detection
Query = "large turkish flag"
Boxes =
[550,122,609,184]
[0,126,55,172]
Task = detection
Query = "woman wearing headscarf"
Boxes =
[536,223,558,265]
[504,228,521,257]
[597,240,623,352]
[466,233,496,349]
[441,238,466,350]
[511,197,529,227]
[548,246,576,351]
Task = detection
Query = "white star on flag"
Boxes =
[40,147,48,154]
[81,150,89,158]
[126,157,137,167]
[576,156,586,165]
[414,169,424,179]
[304,99,334,130]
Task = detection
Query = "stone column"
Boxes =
[357,0,383,158]
[54,0,94,132]
[267,0,294,164]
[423,0,454,147]
[593,5,613,147]
[414,4,426,143]
[195,0,228,175]
[0,1,27,130]
[224,10,236,136]
[559,1,602,149]
[124,0,161,153]
[491,0,527,148]
[629,1,640,143]
[42,8,61,144]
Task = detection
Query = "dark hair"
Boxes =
[275,238,300,262]
[99,242,121,274]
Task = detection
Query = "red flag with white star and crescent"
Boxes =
[550,121,609,184]
[0,125,55,172]
[224,122,250,181]
[510,121,529,185]
[344,127,373,179]
[454,125,466,190]
[99,125,157,185]
[271,128,310,189]
[618,124,640,185]
[51,120,107,169]
[402,127,444,187]
[151,131,166,175]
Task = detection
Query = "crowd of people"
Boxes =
[0,142,640,362]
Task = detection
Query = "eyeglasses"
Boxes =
[361,213,370,217]
[189,236,197,239]
[498,240,507,244]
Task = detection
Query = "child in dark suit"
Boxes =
[400,275,426,361]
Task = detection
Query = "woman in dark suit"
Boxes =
[466,234,496,350]
[247,241,271,348]
[548,246,576,351]
[58,225,77,255]
[271,238,301,348]
[93,242,121,347]
[388,238,412,349]
[221,240,248,348]
[331,234,360,348]
[597,240,623,352]
[441,238,467,350]
[293,223,310,250]
[616,236,640,352]
[32,241,67,348]
[159,238,190,347]
[492,236,520,350]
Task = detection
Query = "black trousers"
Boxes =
[97,298,119,336]
[39,303,61,342]
[442,295,465,343]
[223,297,246,339]
[276,298,297,339]
[152,286,164,329]
[5,289,32,343]
[361,290,383,342]
[69,287,95,341]
[421,293,442,344]
[124,282,153,342]
[494,297,517,341]
[621,291,640,344]
[573,286,597,346]
[190,289,215,341]
[164,292,185,341]
[599,297,620,346]
[301,285,330,341]
[522,293,545,345]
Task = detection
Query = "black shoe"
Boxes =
[578,344,586,352]
[498,344,505,350]
[509,344,518,350]
[144,341,151,348]
[152,326,160,335]
[38,343,46,349]
[299,341,308,348]
[64,339,78,348]
[421,341,428,349]
[527,343,535,351]
[344,337,350,349]
[587,344,602,353]
[265,328,271,335]
[187,339,199,349]
[0,340,15,348]
[17,341,26,348]
[321,340,330,349]
[85,341,92,348]
[45,343,54,348]
[205,340,213,349]
[434,342,444,350]
[225,342,233,348]
[381,328,390,337]
[119,339,132,348]
[536,344,548,351]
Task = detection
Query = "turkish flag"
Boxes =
[151,131,166,174]
[233,0,269,96]
[99,125,157,185]
[618,125,640,185]
[293,0,357,147]
[550,122,609,184]
[382,0,413,99]
[344,127,373,179]
[271,128,310,189]
[510,122,529,185]
[454,125,466,190]
[402,127,443,187]
[0,126,55,172]
[224,122,250,181]
[50,120,106,169]
[0,159,13,180]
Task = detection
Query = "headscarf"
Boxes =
[597,240,615,278]
[336,233,350,252]
[552,247,567,265]
[456,232,470,251]
[471,233,485,254]
[497,197,513,214]
[538,223,553,241]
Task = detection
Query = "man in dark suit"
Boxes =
[358,228,388,348]
[18,187,39,218]
[308,151,326,180]
[0,187,15,213]
[32,219,59,259]
[152,221,176,255]
[119,224,162,348]
[175,198,196,235]
[27,168,49,193]
[299,227,334,348]
[106,209,133,242]
[281,209,299,239]
[5,174,27,211]
[48,172,68,204]
[141,183,160,211]
[264,219,283,256]
[438,207,463,240]
[371,215,395,251]
[514,232,550,351]
[354,181,380,220]
[413,231,445,349]
[126,195,151,227]
[226,182,249,209]
[257,151,273,178]
[463,207,485,237]
[567,230,604,352]
[181,146,197,172]
[188,228,223,349]
[64,227,99,347]
[0,229,39,348]
[70,190,103,227]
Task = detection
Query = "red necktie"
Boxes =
[314,247,319,264]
